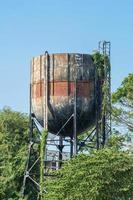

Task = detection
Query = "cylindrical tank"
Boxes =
[31,53,96,137]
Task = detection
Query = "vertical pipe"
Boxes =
[58,136,63,168]
[70,137,73,158]
[40,55,43,118]
[44,51,48,130]
[73,59,77,155]
[109,42,111,136]
[40,52,48,200]
[52,54,54,96]
[30,59,34,141]
[30,60,32,119]
[95,65,99,150]
[67,54,70,96]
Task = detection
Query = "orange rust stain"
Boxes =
[54,82,68,96]
[32,81,44,98]
[32,81,94,98]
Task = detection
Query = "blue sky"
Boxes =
[0,0,133,112]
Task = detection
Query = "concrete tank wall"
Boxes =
[31,53,96,137]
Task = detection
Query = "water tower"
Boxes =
[22,41,111,198]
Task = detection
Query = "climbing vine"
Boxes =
[40,129,48,200]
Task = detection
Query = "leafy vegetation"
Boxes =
[40,130,48,200]
[91,51,105,78]
[45,149,133,200]
[0,107,28,200]
[112,73,133,132]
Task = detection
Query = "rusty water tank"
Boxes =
[31,53,96,137]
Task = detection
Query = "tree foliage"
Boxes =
[45,149,133,200]
[112,73,133,108]
[112,73,133,132]
[0,107,28,200]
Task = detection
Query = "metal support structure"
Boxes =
[22,42,111,198]
[95,63,100,150]
[21,51,50,199]
[98,41,111,146]
[22,51,78,198]
[70,137,73,158]
[77,41,111,151]
[58,136,64,168]
[21,115,42,199]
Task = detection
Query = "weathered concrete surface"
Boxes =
[31,53,96,137]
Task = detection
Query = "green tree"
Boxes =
[0,107,28,200]
[112,73,133,132]
[45,149,133,200]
